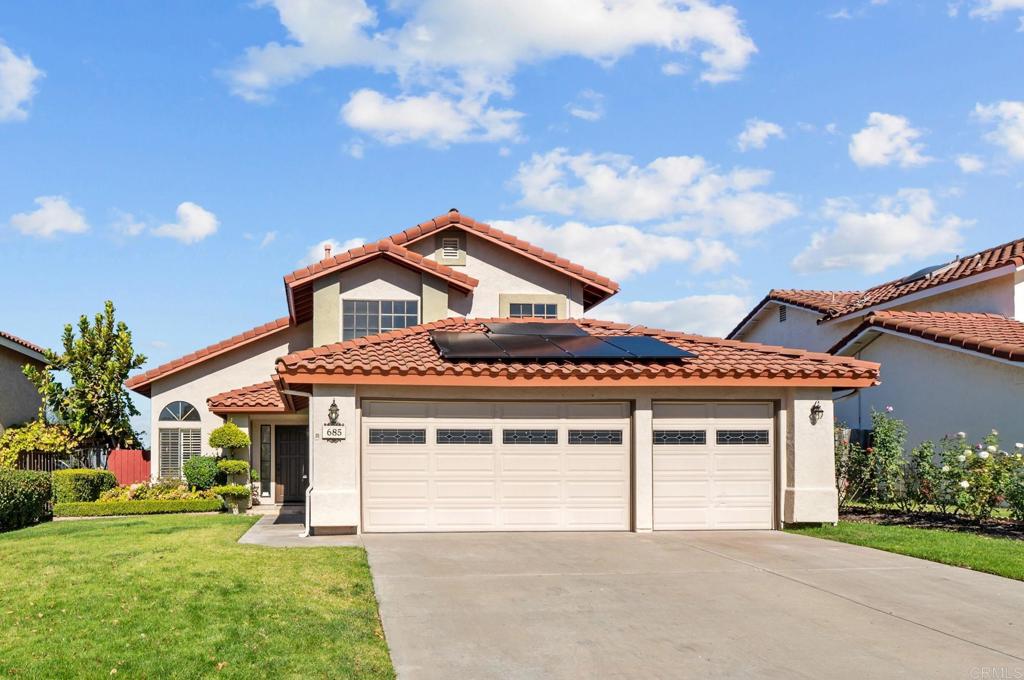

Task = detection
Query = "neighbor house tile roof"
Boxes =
[284,238,479,323]
[386,209,619,309]
[125,317,292,396]
[830,311,1024,362]
[276,317,879,387]
[208,381,290,413]
[0,330,46,361]
[729,236,1024,339]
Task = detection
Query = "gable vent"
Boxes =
[778,305,787,323]
[441,237,460,260]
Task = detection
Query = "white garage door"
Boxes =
[362,400,631,532]
[653,402,774,530]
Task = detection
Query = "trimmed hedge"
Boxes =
[52,469,118,503]
[0,469,52,531]
[54,498,223,517]
[183,456,220,490]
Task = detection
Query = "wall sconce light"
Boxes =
[327,399,340,425]
[810,400,824,425]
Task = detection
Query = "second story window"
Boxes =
[509,302,558,319]
[343,299,419,340]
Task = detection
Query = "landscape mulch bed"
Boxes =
[841,507,1024,541]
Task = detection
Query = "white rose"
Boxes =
[957,432,966,439]
[964,449,972,456]
[987,445,997,453]
[957,455,967,462]
[960,480,970,488]
[941,465,950,473]
[1015,442,1023,450]
[992,429,999,436]
[979,451,990,459]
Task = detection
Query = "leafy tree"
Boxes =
[23,301,146,449]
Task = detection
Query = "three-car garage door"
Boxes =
[652,402,775,530]
[362,400,631,532]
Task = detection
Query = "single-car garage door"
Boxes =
[653,402,774,530]
[362,400,631,532]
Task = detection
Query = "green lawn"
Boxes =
[788,521,1024,581]
[0,515,394,679]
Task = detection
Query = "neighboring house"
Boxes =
[0,331,46,433]
[729,237,1024,447]
[126,209,878,534]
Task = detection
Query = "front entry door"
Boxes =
[275,426,309,503]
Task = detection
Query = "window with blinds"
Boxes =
[159,428,202,479]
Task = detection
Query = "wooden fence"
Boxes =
[15,449,151,485]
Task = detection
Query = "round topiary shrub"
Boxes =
[209,422,250,452]
[216,459,250,476]
[183,456,220,490]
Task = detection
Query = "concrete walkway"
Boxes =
[237,507,362,548]
[363,531,1024,680]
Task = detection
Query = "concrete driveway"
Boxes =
[363,531,1024,680]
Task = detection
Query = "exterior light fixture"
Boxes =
[810,401,824,425]
[327,399,340,425]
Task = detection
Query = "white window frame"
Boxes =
[158,428,202,479]
[342,299,420,341]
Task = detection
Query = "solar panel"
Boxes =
[431,332,505,359]
[485,322,588,337]
[548,335,632,359]
[487,333,571,359]
[603,336,696,359]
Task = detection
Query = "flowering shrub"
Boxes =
[99,480,216,502]
[835,427,871,510]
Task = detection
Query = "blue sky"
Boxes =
[2,0,1023,441]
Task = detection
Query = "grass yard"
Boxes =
[0,515,394,679]
[788,521,1024,581]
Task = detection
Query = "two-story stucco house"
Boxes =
[729,236,1024,448]
[0,330,45,433]
[126,209,878,535]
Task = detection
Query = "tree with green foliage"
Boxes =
[23,301,146,449]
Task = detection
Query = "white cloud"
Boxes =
[968,0,1024,18]
[302,237,366,266]
[0,41,43,122]
[736,118,784,151]
[111,210,146,237]
[152,202,219,244]
[827,8,853,19]
[512,148,798,234]
[491,216,736,281]
[661,62,687,76]
[340,88,522,146]
[566,90,605,122]
[956,154,985,173]
[260,231,278,248]
[849,112,931,168]
[9,196,89,238]
[974,100,1024,160]
[792,189,969,274]
[228,0,755,147]
[599,294,751,337]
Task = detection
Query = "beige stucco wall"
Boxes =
[897,273,1014,316]
[407,232,586,318]
[0,348,42,430]
[305,383,839,532]
[146,322,312,478]
[837,333,1024,448]
[738,304,856,353]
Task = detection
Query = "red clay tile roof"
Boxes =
[0,330,46,361]
[726,290,862,339]
[208,381,291,413]
[387,209,619,309]
[822,238,1024,321]
[284,238,479,323]
[276,317,879,387]
[831,311,1024,362]
[125,317,292,396]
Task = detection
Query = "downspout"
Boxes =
[280,388,314,537]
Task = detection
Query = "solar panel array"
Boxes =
[431,327,696,362]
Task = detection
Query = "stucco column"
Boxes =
[308,384,359,532]
[783,387,838,524]
[633,397,654,532]
[312,274,341,346]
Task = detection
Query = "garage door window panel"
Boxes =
[436,429,493,445]
[568,430,623,445]
[368,428,427,444]
[716,430,769,445]
[502,429,558,445]
[653,430,706,445]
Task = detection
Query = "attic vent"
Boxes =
[441,237,460,260]
[778,305,787,323]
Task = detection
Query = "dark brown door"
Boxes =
[275,426,309,503]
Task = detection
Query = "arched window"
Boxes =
[158,401,201,478]
[159,401,200,422]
